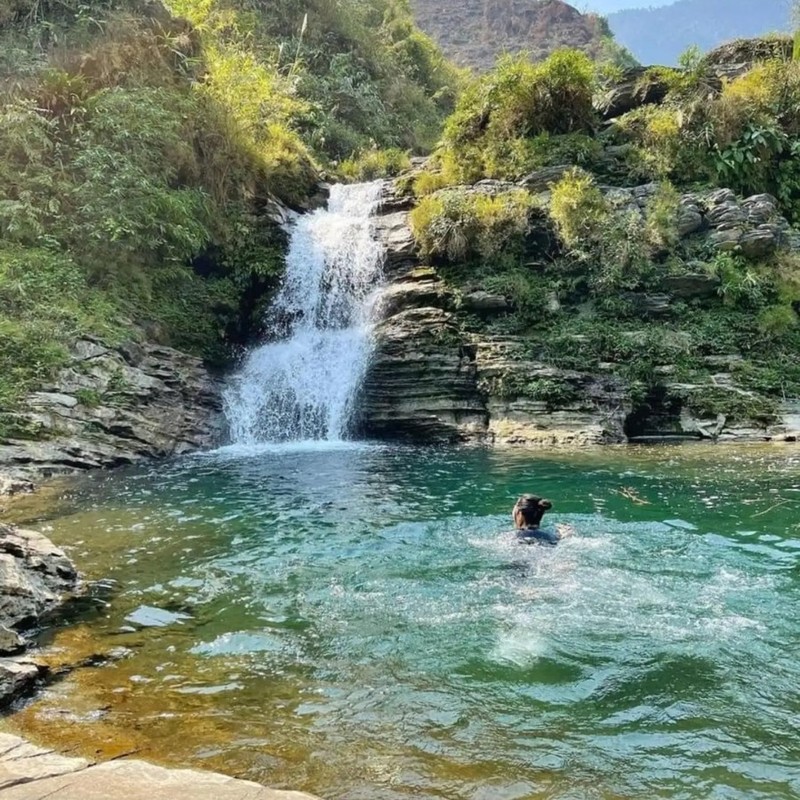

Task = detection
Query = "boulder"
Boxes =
[703,36,792,81]
[739,228,779,259]
[621,292,671,316]
[0,658,42,707]
[518,164,571,193]
[659,272,720,299]
[461,290,511,316]
[595,66,670,119]
[0,523,78,632]
[0,625,24,656]
[676,201,703,237]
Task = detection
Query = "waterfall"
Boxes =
[223,181,385,444]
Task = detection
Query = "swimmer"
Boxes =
[511,494,572,545]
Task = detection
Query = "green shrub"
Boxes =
[681,386,780,425]
[412,169,449,196]
[614,58,800,219]
[549,168,608,251]
[709,252,769,308]
[0,245,120,406]
[644,181,681,250]
[438,50,596,183]
[549,171,678,293]
[758,304,797,336]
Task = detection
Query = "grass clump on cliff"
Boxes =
[0,245,120,412]
[549,169,680,292]
[410,188,536,265]
[436,50,597,183]
[616,52,800,220]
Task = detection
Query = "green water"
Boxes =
[11,443,800,799]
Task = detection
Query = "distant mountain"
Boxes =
[608,0,792,65]
[410,0,621,71]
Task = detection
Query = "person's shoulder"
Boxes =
[515,528,560,545]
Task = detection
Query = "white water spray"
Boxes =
[223,182,385,444]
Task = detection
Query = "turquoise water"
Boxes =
[14,443,800,799]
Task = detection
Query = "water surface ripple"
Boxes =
[11,444,800,800]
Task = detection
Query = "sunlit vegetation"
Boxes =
[434,50,597,183]
[409,43,800,424]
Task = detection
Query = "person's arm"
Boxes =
[555,523,575,540]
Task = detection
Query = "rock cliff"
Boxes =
[361,178,800,445]
[0,338,222,488]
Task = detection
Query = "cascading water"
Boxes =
[223,181,385,444]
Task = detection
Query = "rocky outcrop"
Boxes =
[361,264,630,444]
[602,185,794,260]
[595,66,670,120]
[0,524,77,632]
[0,338,222,487]
[364,183,799,445]
[0,732,321,799]
[0,523,79,706]
[362,299,487,441]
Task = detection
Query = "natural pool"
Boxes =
[6,443,800,800]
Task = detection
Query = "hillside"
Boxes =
[410,0,632,71]
[608,0,792,65]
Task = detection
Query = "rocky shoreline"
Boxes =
[0,337,223,491]
[0,523,79,708]
[0,521,322,798]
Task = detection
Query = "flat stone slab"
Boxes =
[0,733,320,799]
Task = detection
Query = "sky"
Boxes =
[574,1,677,12]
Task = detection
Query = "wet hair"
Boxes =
[513,494,552,529]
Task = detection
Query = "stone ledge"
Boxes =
[0,732,320,799]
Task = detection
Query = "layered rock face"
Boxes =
[364,194,631,444]
[0,338,222,486]
[410,0,608,71]
[362,181,799,445]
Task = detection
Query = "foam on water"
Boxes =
[223,181,385,444]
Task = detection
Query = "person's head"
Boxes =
[513,494,552,529]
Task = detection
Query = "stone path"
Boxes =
[0,733,320,799]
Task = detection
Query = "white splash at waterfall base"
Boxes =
[223,181,385,444]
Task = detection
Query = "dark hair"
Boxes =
[513,494,552,529]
